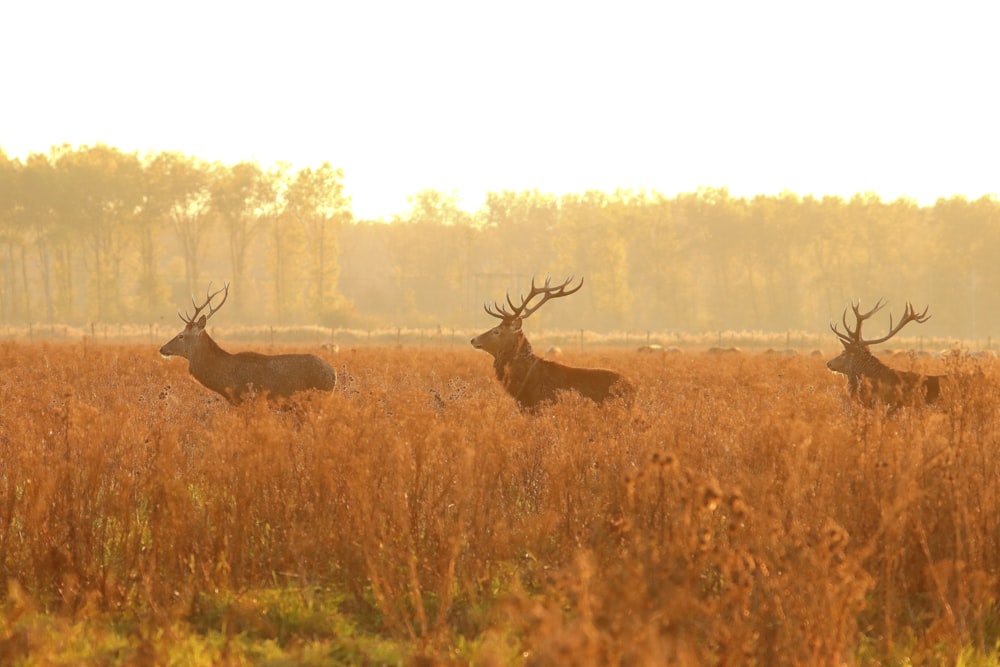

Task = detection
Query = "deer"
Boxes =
[828,298,943,408]
[470,275,635,411]
[159,282,337,405]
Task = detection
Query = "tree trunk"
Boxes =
[19,244,32,323]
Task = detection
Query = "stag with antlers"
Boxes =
[160,282,336,404]
[828,299,943,408]
[471,276,635,411]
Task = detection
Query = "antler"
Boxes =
[179,281,230,325]
[829,298,885,345]
[830,298,930,346]
[484,275,584,321]
[863,302,931,346]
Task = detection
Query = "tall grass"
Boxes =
[1,341,998,664]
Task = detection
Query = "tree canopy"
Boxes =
[1,145,997,343]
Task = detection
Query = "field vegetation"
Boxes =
[1,341,999,664]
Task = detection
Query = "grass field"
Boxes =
[1,341,999,665]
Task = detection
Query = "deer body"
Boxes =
[160,283,336,405]
[826,348,942,408]
[471,276,634,411]
[828,299,942,408]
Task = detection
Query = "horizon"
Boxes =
[3,1,997,219]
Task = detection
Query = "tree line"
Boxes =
[0,145,351,328]
[2,144,999,344]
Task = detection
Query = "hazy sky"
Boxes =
[2,1,997,220]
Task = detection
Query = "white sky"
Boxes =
[2,1,997,220]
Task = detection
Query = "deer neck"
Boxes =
[493,333,536,378]
[849,350,896,386]
[188,331,233,381]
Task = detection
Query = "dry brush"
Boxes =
[0,342,998,663]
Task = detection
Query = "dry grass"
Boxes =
[1,341,999,664]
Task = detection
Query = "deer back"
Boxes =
[546,360,635,407]
[501,356,634,411]
[221,350,337,403]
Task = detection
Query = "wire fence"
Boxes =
[0,321,988,356]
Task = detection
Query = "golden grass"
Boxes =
[1,341,999,664]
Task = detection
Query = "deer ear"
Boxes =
[196,315,208,329]
[511,318,523,331]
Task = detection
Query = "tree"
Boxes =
[53,144,143,321]
[387,190,473,326]
[18,152,68,322]
[0,151,24,322]
[283,163,353,324]
[210,161,276,317]
[144,151,213,306]
[555,190,634,330]
[675,187,760,329]
[477,189,560,277]
[621,191,692,331]
[930,195,1000,340]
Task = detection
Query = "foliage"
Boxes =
[2,341,1000,663]
[0,146,353,328]
[3,146,1000,343]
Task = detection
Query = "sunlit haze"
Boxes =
[2,1,997,220]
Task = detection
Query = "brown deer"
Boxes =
[470,276,635,411]
[160,282,336,404]
[828,299,943,408]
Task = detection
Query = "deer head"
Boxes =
[827,298,930,377]
[470,275,583,359]
[160,282,230,359]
